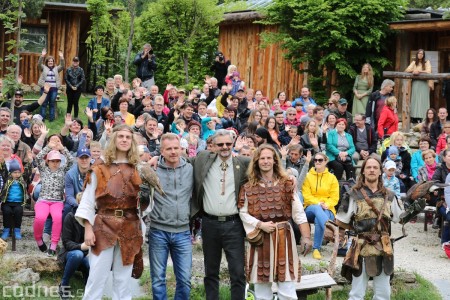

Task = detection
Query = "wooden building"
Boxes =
[219,9,306,102]
[0,2,91,86]
[389,9,450,111]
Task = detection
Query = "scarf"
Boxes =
[426,162,437,180]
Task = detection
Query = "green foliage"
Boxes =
[0,0,24,98]
[408,0,448,8]
[260,0,407,100]
[23,0,45,19]
[136,0,222,86]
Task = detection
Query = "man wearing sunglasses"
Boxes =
[191,129,250,300]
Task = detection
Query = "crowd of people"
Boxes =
[0,45,447,300]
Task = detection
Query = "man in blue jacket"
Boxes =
[63,148,91,222]
[292,87,317,113]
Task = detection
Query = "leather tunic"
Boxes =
[87,162,142,265]
[239,179,297,282]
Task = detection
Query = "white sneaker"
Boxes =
[43,233,51,244]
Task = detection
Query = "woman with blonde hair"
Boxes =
[300,120,323,156]
[302,152,339,259]
[247,110,263,127]
[352,63,374,116]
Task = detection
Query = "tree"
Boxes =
[124,0,136,83]
[136,0,222,86]
[260,0,407,101]
[0,0,24,103]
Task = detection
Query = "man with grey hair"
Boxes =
[6,124,31,163]
[191,129,250,300]
[365,79,394,134]
[134,44,157,89]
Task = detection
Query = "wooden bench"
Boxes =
[272,272,337,300]
[23,97,65,118]
[0,210,35,251]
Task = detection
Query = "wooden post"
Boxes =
[402,79,412,132]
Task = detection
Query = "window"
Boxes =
[20,26,47,53]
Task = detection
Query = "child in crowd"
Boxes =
[89,141,102,163]
[383,146,403,176]
[278,125,299,146]
[33,141,74,256]
[1,159,27,240]
[382,160,401,198]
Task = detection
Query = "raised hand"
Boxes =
[43,83,51,94]
[104,119,112,131]
[17,75,23,84]
[41,48,47,57]
[85,107,93,120]
[135,115,145,128]
[58,50,64,58]
[305,150,312,164]
[279,145,288,158]
[65,114,73,128]
[39,124,49,137]
[234,136,244,151]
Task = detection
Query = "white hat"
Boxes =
[384,160,396,170]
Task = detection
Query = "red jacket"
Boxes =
[377,106,398,138]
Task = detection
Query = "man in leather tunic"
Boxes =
[239,144,312,300]
[76,125,142,300]
[336,157,404,300]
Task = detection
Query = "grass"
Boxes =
[25,92,92,135]
[307,273,442,300]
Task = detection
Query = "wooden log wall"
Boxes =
[218,23,305,103]
[1,9,82,86]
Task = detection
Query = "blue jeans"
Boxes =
[61,250,89,286]
[305,205,335,250]
[439,206,450,244]
[40,87,58,121]
[149,228,192,300]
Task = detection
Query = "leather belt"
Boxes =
[97,208,138,218]
[203,213,240,222]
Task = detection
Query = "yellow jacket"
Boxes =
[302,167,340,215]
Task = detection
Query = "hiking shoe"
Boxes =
[14,228,22,240]
[58,284,70,300]
[1,228,10,240]
[38,242,48,253]
[312,249,322,260]
[47,249,56,257]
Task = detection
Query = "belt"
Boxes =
[97,208,138,218]
[203,213,240,222]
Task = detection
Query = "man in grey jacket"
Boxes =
[148,133,194,300]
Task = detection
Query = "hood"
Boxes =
[308,167,330,176]
[157,156,188,169]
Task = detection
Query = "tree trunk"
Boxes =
[124,0,136,83]
[11,0,23,122]
[183,54,189,84]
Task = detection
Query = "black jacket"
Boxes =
[430,121,443,147]
[348,123,378,154]
[432,164,450,183]
[210,60,231,87]
[133,52,157,81]
[365,90,393,129]
[57,208,87,266]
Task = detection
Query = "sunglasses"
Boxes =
[216,142,233,147]
[314,158,324,163]
[327,103,333,105]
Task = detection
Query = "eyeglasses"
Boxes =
[216,142,233,147]
[314,158,324,163]
[288,113,296,116]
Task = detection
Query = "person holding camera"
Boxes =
[210,51,230,88]
[326,118,356,180]
[134,44,157,89]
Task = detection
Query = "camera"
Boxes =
[215,51,224,62]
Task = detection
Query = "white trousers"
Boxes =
[348,260,391,300]
[255,282,297,300]
[82,243,133,300]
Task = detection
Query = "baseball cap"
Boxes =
[15,90,24,96]
[385,160,396,170]
[77,148,91,158]
[47,150,62,161]
[237,88,245,92]
[338,98,348,105]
